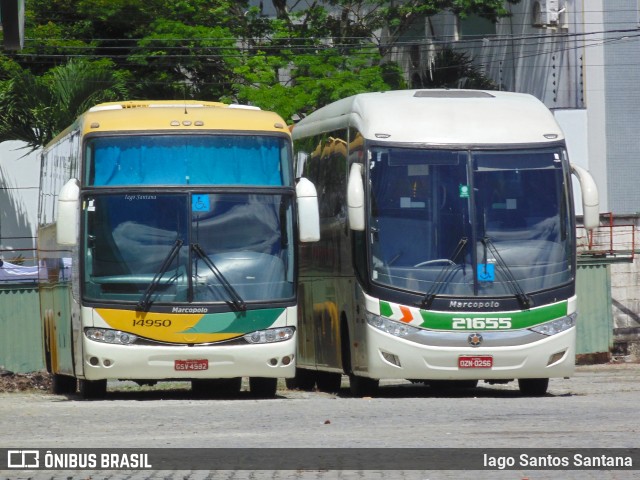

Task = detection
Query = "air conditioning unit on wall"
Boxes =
[532,0,560,27]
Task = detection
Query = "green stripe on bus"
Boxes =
[419,302,567,330]
[379,300,568,331]
[179,308,286,335]
[379,302,394,318]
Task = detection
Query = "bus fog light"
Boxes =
[244,327,295,344]
[547,350,567,366]
[366,313,420,338]
[269,358,278,366]
[381,351,401,367]
[282,355,292,366]
[85,328,138,345]
[89,356,99,366]
[529,314,576,336]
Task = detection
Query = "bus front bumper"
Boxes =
[80,335,297,381]
[357,324,576,381]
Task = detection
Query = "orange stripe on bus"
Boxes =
[399,306,413,323]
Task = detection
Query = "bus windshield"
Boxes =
[86,134,291,186]
[83,192,295,305]
[368,147,573,297]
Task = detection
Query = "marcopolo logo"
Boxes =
[171,307,209,314]
[449,300,500,309]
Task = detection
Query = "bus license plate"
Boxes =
[175,359,209,371]
[458,356,493,369]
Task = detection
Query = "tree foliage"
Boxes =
[0,59,128,150]
[0,0,516,145]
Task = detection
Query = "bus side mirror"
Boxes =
[296,177,320,242]
[347,163,365,231]
[571,163,599,230]
[56,178,80,246]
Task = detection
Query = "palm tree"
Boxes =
[411,46,498,90]
[0,59,128,152]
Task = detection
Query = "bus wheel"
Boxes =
[192,378,242,398]
[51,374,77,395]
[316,371,342,393]
[518,378,549,396]
[78,379,107,400]
[348,374,379,397]
[249,377,278,398]
[285,368,316,391]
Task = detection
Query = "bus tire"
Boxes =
[285,368,317,391]
[192,378,242,398]
[316,371,342,393]
[79,379,107,400]
[348,374,379,397]
[249,377,278,398]
[51,374,77,395]
[518,378,549,396]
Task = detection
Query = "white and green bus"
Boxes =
[38,100,319,399]
[291,89,598,396]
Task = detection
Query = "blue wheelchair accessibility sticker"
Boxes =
[477,263,495,282]
[192,195,210,212]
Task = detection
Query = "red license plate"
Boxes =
[175,359,209,371]
[458,356,493,369]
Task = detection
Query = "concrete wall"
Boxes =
[602,1,640,215]
[0,141,40,266]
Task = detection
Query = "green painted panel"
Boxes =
[0,286,44,373]
[576,264,613,355]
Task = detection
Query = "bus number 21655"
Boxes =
[452,317,511,330]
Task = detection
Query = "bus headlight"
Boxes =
[366,312,420,337]
[85,328,138,345]
[244,327,295,344]
[529,313,576,336]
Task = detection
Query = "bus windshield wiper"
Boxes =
[137,239,183,311]
[481,236,532,309]
[192,243,247,311]
[421,237,468,309]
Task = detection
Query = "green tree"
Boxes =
[1,0,518,131]
[229,42,404,120]
[0,59,129,150]
[231,0,517,119]
[127,20,240,100]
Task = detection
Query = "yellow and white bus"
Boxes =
[291,89,599,396]
[38,100,319,399]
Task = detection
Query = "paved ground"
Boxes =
[1,363,639,480]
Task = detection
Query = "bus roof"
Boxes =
[75,100,289,137]
[292,90,564,146]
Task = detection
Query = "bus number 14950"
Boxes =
[132,319,172,327]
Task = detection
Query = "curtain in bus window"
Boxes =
[91,136,284,186]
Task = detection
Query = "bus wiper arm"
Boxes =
[482,236,532,309]
[192,243,247,311]
[137,239,183,311]
[422,237,468,309]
